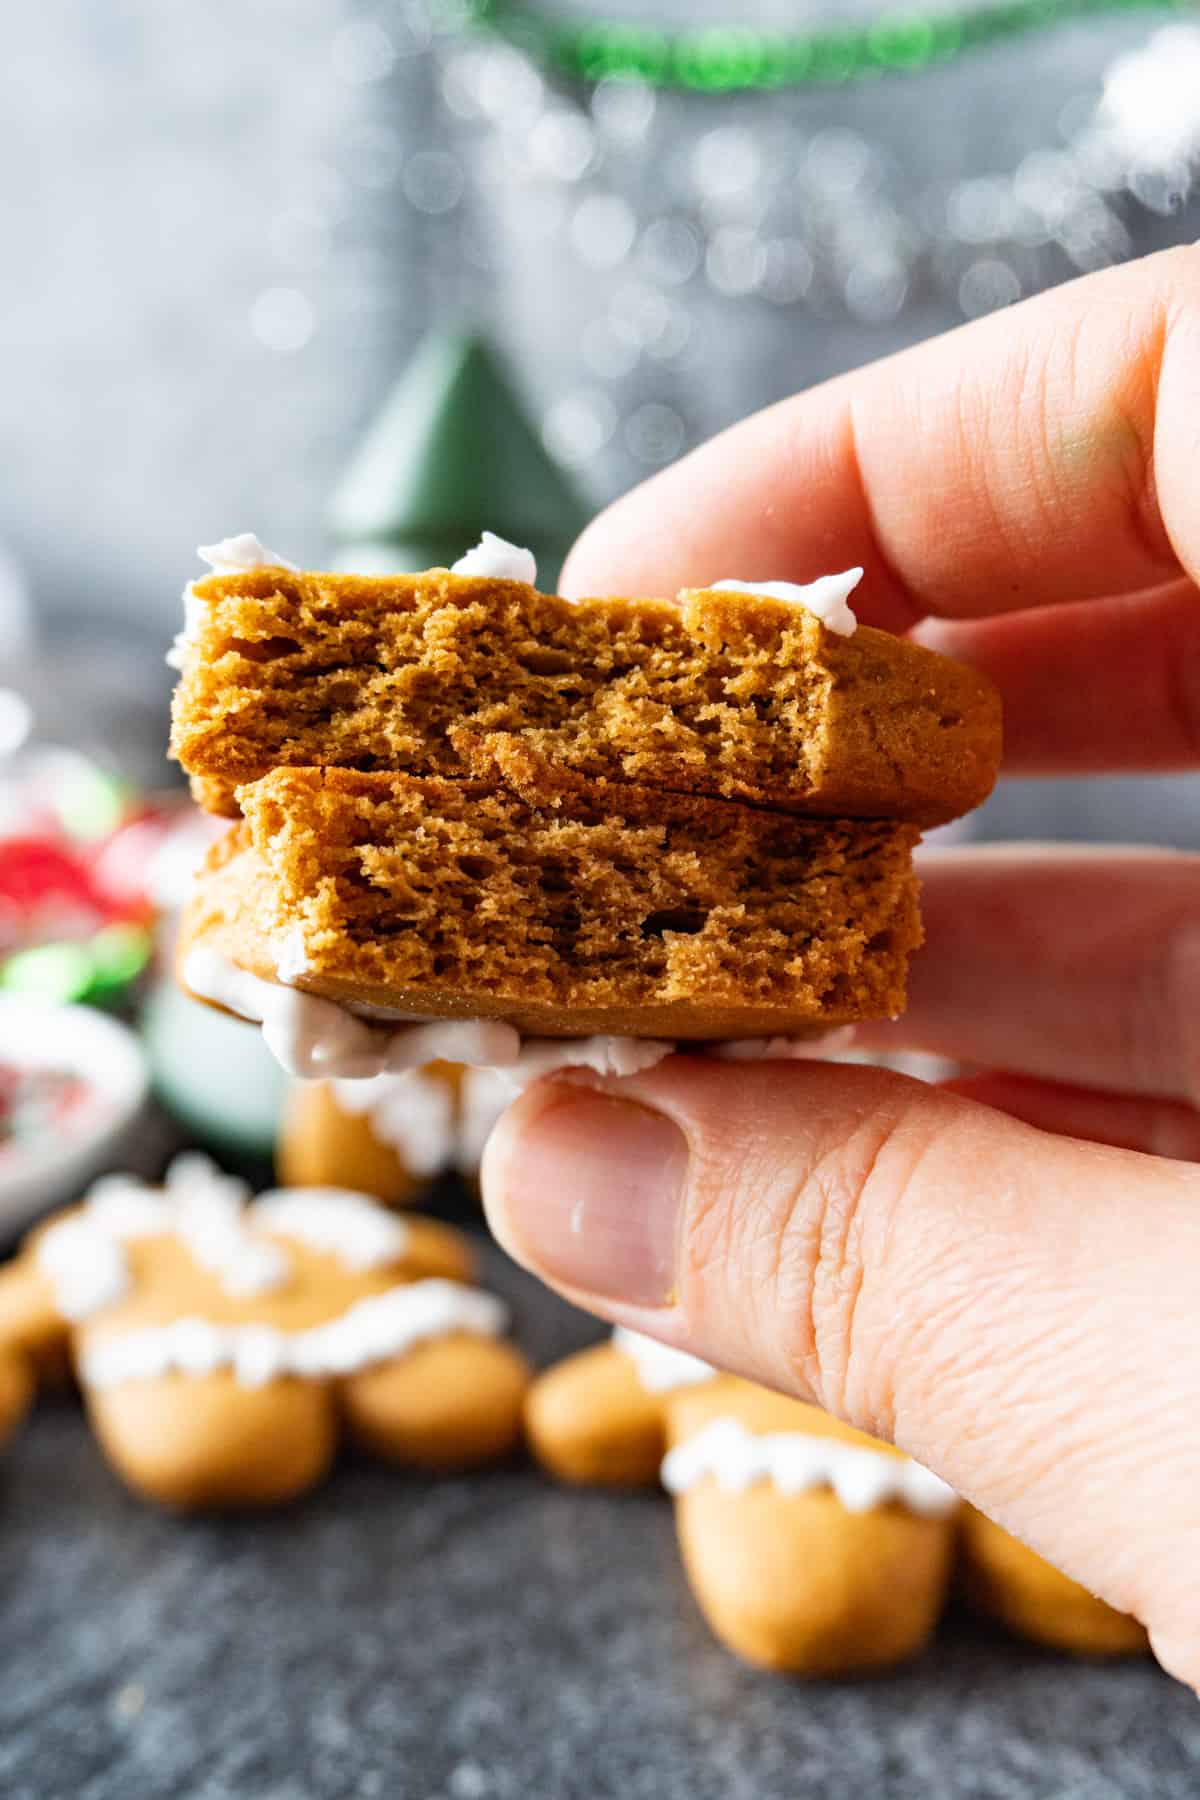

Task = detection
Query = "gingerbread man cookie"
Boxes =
[277,1065,514,1205]
[0,1155,530,1510]
[524,1326,717,1486]
[960,1505,1148,1657]
[662,1379,958,1677]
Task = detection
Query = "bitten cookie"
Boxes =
[0,1155,529,1510]
[662,1380,958,1677]
[170,553,1001,827]
[524,1327,717,1487]
[960,1505,1148,1657]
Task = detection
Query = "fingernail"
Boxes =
[486,1087,688,1307]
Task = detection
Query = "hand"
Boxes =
[481,245,1200,1686]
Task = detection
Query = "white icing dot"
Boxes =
[78,1279,509,1390]
[451,532,537,585]
[707,568,863,637]
[660,1417,958,1519]
[196,534,297,576]
[612,1326,716,1394]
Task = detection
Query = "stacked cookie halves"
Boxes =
[170,540,1001,1067]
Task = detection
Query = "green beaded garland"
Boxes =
[440,0,1193,92]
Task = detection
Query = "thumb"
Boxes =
[482,1057,1200,1685]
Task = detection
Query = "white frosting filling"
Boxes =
[451,532,537,585]
[250,1187,410,1271]
[331,1072,457,1178]
[660,1417,958,1518]
[78,1278,509,1391]
[708,568,862,637]
[166,534,298,670]
[612,1326,716,1395]
[184,944,673,1083]
[456,1066,518,1173]
[36,1156,415,1320]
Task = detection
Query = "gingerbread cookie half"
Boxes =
[170,543,1000,827]
[0,1156,530,1510]
[178,758,923,1072]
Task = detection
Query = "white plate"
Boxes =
[0,998,148,1237]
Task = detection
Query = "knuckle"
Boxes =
[799,1102,940,1428]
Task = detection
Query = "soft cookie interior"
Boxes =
[183,761,923,1038]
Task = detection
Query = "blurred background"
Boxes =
[1,0,1199,845]
[0,10,1199,1790]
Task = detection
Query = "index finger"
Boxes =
[562,246,1200,634]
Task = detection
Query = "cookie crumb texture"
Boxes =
[184,764,922,1037]
[171,569,1000,827]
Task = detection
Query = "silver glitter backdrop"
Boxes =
[1,2,1198,837]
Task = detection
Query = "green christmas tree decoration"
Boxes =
[328,331,590,589]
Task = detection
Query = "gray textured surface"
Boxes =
[1,1221,1197,1800]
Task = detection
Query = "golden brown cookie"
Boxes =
[180,763,924,1046]
[0,1156,529,1510]
[524,1328,717,1487]
[170,563,1000,827]
[0,1347,32,1447]
[663,1382,957,1676]
[960,1505,1149,1657]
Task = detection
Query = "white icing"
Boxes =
[79,1279,509,1390]
[332,1072,457,1178]
[35,1156,419,1320]
[273,927,311,984]
[36,1217,132,1321]
[166,534,298,670]
[455,1066,517,1173]
[612,1327,716,1395]
[708,568,862,637]
[165,1154,291,1298]
[660,1418,958,1518]
[250,1187,410,1271]
[505,1037,673,1082]
[165,588,208,673]
[451,532,537,585]
[184,945,674,1083]
[196,534,298,577]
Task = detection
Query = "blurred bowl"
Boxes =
[0,998,148,1238]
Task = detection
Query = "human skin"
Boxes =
[481,245,1200,1689]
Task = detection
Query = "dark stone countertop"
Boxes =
[1,1209,1197,1800]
